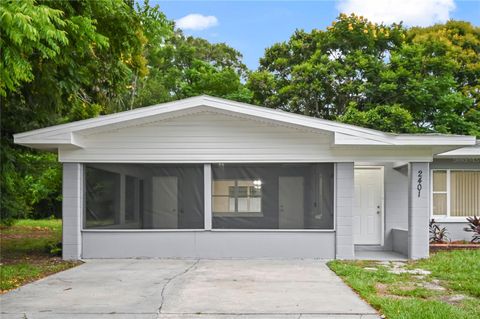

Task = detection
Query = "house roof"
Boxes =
[436,141,480,158]
[13,95,477,151]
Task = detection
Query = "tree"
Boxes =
[131,2,251,107]
[248,14,405,119]
[0,0,68,96]
[133,30,251,107]
[404,21,480,136]
[340,103,415,133]
[0,0,251,222]
[248,14,480,137]
[1,0,149,222]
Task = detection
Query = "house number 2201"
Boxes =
[417,170,423,197]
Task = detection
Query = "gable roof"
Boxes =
[14,95,476,150]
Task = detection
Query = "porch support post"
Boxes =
[62,163,83,260]
[335,162,355,259]
[204,163,212,230]
[119,174,126,224]
[408,162,430,259]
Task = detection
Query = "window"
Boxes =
[84,164,204,229]
[213,180,262,217]
[211,164,334,230]
[432,170,447,215]
[432,170,480,217]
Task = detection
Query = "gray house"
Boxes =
[14,96,479,260]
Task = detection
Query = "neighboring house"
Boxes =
[13,96,479,260]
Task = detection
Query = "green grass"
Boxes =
[328,250,480,319]
[415,250,480,298]
[13,218,63,229]
[1,262,76,291]
[1,219,80,293]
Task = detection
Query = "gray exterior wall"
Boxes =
[63,161,338,260]
[392,229,408,256]
[431,158,479,242]
[62,163,83,260]
[408,162,430,259]
[384,163,409,251]
[82,231,335,259]
[335,162,355,259]
[436,222,472,242]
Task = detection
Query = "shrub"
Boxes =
[45,241,62,257]
[429,219,449,243]
[463,216,480,243]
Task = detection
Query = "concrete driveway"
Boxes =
[1,259,379,319]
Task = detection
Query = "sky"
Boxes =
[156,0,480,70]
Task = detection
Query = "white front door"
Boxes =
[152,176,178,228]
[353,167,383,245]
[279,176,304,229]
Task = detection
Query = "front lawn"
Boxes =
[328,250,480,319]
[0,219,80,293]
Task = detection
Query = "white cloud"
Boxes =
[336,0,456,27]
[175,13,219,31]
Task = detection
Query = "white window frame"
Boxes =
[212,179,263,218]
[431,169,480,222]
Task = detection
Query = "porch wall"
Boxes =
[335,162,355,259]
[63,162,340,260]
[82,231,335,259]
[384,163,409,250]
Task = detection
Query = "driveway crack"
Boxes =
[157,259,200,315]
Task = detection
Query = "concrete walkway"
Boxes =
[0,259,379,319]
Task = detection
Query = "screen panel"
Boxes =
[84,164,204,229]
[211,163,335,229]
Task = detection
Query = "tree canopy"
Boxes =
[248,14,480,136]
[0,0,249,222]
[0,3,478,223]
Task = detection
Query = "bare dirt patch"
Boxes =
[375,283,407,299]
[1,226,54,239]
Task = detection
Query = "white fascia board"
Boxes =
[12,95,478,149]
[12,96,394,146]
[13,96,207,141]
[201,97,394,144]
[391,135,476,146]
[333,132,391,145]
[14,131,84,149]
[334,132,476,147]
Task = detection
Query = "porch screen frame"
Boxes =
[210,163,336,231]
[82,163,205,231]
[80,163,337,232]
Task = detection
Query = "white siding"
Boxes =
[60,111,332,162]
[59,111,434,163]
